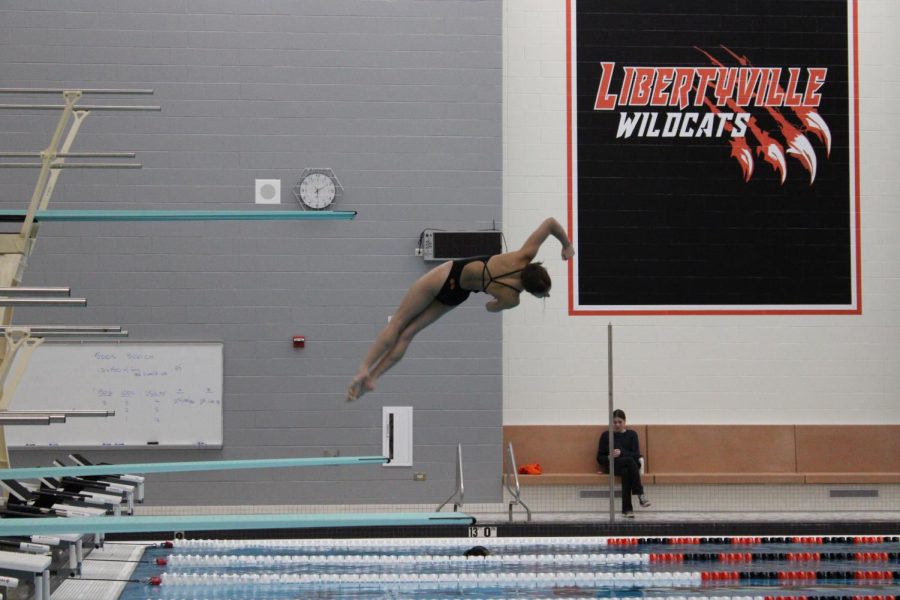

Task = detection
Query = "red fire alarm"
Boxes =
[292,335,305,348]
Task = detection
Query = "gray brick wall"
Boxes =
[0,0,503,505]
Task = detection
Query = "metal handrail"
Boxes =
[0,325,127,338]
[4,410,115,418]
[0,104,160,111]
[0,297,86,307]
[435,443,464,512]
[0,88,154,95]
[0,287,71,297]
[7,330,128,338]
[0,415,66,425]
[0,152,136,158]
[503,442,532,522]
[0,163,142,169]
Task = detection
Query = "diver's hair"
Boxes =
[613,409,627,421]
[521,262,551,296]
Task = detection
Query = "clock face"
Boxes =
[298,172,336,209]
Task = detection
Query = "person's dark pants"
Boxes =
[598,456,644,513]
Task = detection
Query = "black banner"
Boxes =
[568,0,859,314]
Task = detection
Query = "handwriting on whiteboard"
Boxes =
[91,352,221,408]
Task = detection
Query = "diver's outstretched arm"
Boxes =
[517,217,574,261]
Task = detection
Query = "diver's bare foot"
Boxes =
[347,371,369,401]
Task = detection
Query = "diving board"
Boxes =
[0,512,475,536]
[0,209,356,222]
[0,455,388,480]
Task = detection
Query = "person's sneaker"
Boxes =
[622,511,635,519]
[639,495,652,507]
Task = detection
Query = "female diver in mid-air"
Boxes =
[347,217,574,401]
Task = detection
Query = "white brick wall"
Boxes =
[502,1,900,425]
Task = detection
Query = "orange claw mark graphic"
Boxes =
[699,87,754,182]
[768,110,817,184]
[720,45,751,67]
[695,46,788,184]
[721,44,831,164]
[730,138,755,183]
[753,129,788,184]
[796,108,832,158]
[693,51,789,185]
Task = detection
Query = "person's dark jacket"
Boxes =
[597,429,642,467]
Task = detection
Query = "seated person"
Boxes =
[597,409,650,518]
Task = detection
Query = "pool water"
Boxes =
[119,535,900,600]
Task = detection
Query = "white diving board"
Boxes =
[0,209,356,221]
[0,455,388,480]
[0,512,475,536]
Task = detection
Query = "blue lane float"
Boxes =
[0,512,475,536]
[0,455,388,479]
[0,209,357,222]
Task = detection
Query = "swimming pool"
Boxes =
[120,535,900,600]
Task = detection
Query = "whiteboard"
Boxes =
[6,342,223,449]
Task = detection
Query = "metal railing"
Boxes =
[503,441,532,522]
[436,443,464,512]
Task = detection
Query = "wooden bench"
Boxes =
[795,425,900,484]
[503,425,647,486]
[647,425,804,484]
[503,424,900,485]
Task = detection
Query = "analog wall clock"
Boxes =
[292,168,343,210]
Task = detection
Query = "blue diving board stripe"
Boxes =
[0,512,475,536]
[0,456,388,479]
[0,209,356,222]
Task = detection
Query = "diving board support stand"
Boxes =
[0,88,158,468]
[0,329,42,402]
[0,330,43,467]
[382,406,412,467]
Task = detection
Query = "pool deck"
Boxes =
[473,510,900,537]
[90,503,900,541]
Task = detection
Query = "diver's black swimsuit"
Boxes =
[435,256,523,307]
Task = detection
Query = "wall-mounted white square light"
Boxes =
[382,406,413,467]
[255,179,281,204]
